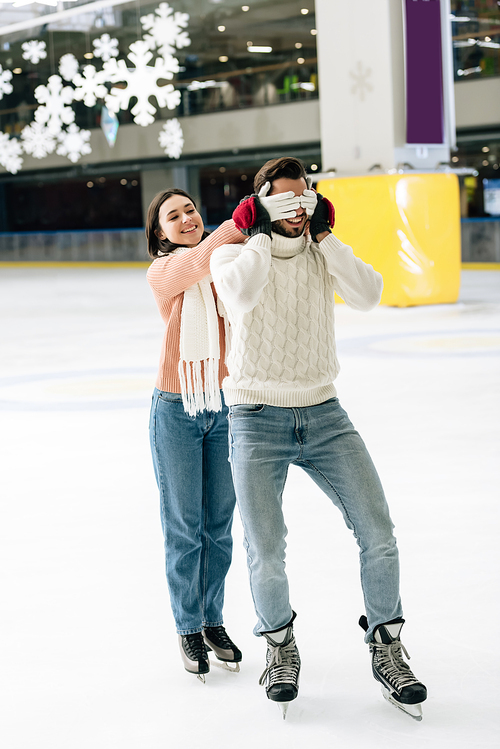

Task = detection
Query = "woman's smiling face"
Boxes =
[157,194,204,247]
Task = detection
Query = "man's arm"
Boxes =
[317,233,383,311]
[210,234,272,313]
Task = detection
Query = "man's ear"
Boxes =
[306,176,313,190]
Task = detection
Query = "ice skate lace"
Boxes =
[370,639,420,692]
[204,626,234,649]
[183,633,208,661]
[259,637,300,688]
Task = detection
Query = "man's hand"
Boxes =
[309,193,335,243]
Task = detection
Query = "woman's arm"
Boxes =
[147,220,245,301]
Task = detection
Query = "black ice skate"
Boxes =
[259,623,301,719]
[178,632,210,683]
[360,615,427,721]
[202,626,242,673]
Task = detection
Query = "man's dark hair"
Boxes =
[253,156,308,194]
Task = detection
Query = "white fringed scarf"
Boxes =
[174,248,224,416]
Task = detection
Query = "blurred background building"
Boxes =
[0,0,499,262]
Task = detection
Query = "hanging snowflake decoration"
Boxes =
[0,131,23,174]
[72,65,108,107]
[104,40,180,127]
[92,33,119,62]
[20,120,56,159]
[21,40,47,64]
[56,123,91,163]
[59,53,79,82]
[158,118,183,159]
[0,65,13,100]
[140,2,190,58]
[34,74,75,135]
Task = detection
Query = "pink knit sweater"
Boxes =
[147,220,245,394]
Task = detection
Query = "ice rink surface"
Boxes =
[1,266,499,749]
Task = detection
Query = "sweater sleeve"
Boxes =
[316,233,383,311]
[147,219,245,301]
[210,233,272,313]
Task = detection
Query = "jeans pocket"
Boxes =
[229,403,265,417]
[157,390,183,403]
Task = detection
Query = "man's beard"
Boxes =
[271,219,307,238]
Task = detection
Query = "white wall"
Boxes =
[17,100,320,173]
[454,77,500,129]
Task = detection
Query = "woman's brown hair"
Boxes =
[145,188,209,259]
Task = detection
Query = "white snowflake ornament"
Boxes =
[0,65,13,100]
[21,40,47,64]
[104,40,180,127]
[73,65,107,107]
[92,33,119,62]
[159,118,184,159]
[34,75,75,135]
[141,2,190,58]
[59,53,79,82]
[56,123,91,163]
[0,131,23,174]
[20,121,56,159]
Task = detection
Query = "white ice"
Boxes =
[1,268,499,749]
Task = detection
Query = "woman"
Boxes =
[146,188,244,682]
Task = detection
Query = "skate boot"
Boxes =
[259,622,301,719]
[202,626,242,673]
[360,615,427,721]
[178,632,210,683]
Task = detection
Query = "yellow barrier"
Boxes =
[317,173,461,307]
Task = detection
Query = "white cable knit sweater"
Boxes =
[210,231,383,407]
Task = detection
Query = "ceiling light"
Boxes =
[295,42,303,49]
[310,29,317,36]
[247,46,272,53]
[218,25,225,32]
[482,146,490,152]
[297,57,305,64]
[247,41,253,46]
[452,156,459,162]
[84,52,94,59]
[219,55,228,62]
[310,164,318,171]
[13,67,22,74]
[482,160,489,166]
[242,4,249,10]
[301,8,309,14]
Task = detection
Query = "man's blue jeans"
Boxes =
[228,397,403,642]
[149,389,236,635]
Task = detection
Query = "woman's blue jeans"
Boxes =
[149,389,236,635]
[228,398,403,642]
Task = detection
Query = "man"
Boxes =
[210,156,426,720]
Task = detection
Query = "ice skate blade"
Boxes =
[211,659,240,673]
[277,702,290,720]
[381,686,423,721]
[196,673,206,683]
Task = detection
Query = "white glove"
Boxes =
[299,189,317,216]
[257,181,300,222]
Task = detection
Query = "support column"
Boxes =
[315,0,452,174]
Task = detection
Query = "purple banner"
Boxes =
[405,0,445,144]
